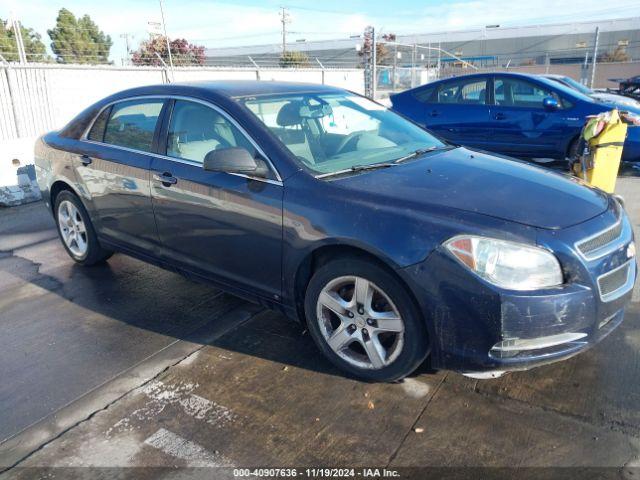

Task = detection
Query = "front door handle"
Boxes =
[79,154,92,166]
[153,172,178,186]
[494,112,506,120]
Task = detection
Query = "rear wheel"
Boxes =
[54,191,112,265]
[304,257,429,382]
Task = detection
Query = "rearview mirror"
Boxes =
[543,96,559,111]
[203,147,268,177]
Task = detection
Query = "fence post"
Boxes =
[315,58,325,84]
[2,62,23,138]
[248,56,260,80]
[590,27,600,88]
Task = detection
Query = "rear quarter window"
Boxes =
[412,86,436,103]
[87,107,111,142]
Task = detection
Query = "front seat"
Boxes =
[168,105,231,162]
[276,101,324,164]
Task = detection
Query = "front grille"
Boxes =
[576,221,623,259]
[598,261,632,300]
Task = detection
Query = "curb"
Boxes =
[0,164,41,207]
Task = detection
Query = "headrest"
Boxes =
[277,101,304,127]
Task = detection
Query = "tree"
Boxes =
[0,18,48,62]
[131,35,205,66]
[48,8,112,64]
[358,32,394,66]
[599,46,630,63]
[279,50,310,68]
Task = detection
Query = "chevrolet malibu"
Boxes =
[35,81,636,381]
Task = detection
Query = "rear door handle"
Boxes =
[494,112,506,120]
[153,172,178,186]
[429,110,440,117]
[79,154,92,166]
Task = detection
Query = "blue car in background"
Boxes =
[390,72,640,163]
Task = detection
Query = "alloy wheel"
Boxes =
[57,200,88,258]
[316,275,405,370]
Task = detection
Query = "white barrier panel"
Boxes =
[0,64,364,142]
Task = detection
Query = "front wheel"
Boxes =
[304,258,429,382]
[54,190,112,266]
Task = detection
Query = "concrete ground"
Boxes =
[0,178,639,478]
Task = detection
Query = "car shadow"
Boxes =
[68,257,439,381]
[0,219,436,383]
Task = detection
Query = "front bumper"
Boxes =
[403,203,636,374]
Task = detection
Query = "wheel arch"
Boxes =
[49,180,77,213]
[566,134,581,158]
[292,243,426,331]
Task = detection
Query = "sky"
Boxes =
[1,0,639,63]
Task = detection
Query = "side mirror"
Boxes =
[203,147,268,177]
[543,96,559,111]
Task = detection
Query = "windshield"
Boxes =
[239,92,446,175]
[559,76,593,95]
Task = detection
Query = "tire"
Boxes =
[568,137,581,160]
[54,190,112,266]
[304,257,429,382]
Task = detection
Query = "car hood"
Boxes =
[591,92,640,112]
[334,148,609,230]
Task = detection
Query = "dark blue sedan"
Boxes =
[391,72,640,163]
[35,81,636,381]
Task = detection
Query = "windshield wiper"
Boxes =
[393,145,444,164]
[316,162,396,179]
[349,162,396,172]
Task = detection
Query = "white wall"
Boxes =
[0,64,364,143]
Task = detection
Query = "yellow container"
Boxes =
[576,109,627,194]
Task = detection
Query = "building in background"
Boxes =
[204,16,640,70]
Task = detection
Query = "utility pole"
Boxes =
[371,28,376,100]
[392,44,398,91]
[363,26,376,99]
[590,27,600,88]
[158,0,174,79]
[280,7,290,55]
[411,43,417,88]
[581,51,589,85]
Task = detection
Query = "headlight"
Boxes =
[444,235,563,290]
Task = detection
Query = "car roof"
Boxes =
[110,80,346,100]
[414,71,563,88]
[399,71,583,96]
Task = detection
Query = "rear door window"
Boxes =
[436,78,487,104]
[103,99,164,152]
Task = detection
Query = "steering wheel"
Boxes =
[335,132,367,155]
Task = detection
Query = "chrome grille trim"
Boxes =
[575,219,623,261]
[597,260,636,302]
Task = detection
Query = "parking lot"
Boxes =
[0,175,637,478]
